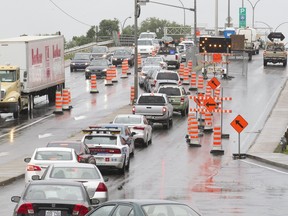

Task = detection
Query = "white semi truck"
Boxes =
[0,35,65,118]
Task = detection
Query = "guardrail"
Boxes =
[64,40,114,57]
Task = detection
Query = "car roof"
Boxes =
[48,162,96,168]
[115,114,143,118]
[103,199,182,205]
[35,147,74,152]
[27,179,85,187]
[48,141,82,145]
[140,93,166,97]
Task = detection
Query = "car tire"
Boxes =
[148,135,152,145]
[13,102,20,119]
[163,119,170,129]
[125,157,130,171]
[181,109,186,117]
[169,118,173,126]
[88,158,96,165]
[119,158,126,174]
[264,60,267,66]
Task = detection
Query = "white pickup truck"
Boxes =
[132,93,173,129]
[157,46,182,69]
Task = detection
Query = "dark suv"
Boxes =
[46,141,96,165]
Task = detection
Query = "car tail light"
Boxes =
[77,155,85,163]
[180,97,185,104]
[132,106,136,114]
[162,107,167,114]
[72,204,89,216]
[175,55,178,60]
[133,126,145,130]
[178,80,182,85]
[17,203,34,214]
[26,165,41,171]
[107,148,121,154]
[96,182,108,192]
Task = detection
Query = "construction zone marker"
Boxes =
[210,126,224,155]
[186,112,201,147]
[90,74,99,93]
[54,90,63,114]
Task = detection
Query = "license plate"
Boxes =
[45,211,61,216]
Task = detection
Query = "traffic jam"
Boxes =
[1,27,288,216]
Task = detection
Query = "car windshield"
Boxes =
[114,116,142,124]
[158,47,177,55]
[145,58,162,65]
[90,59,109,66]
[34,151,72,160]
[140,33,155,39]
[142,204,200,216]
[138,40,153,46]
[74,53,90,60]
[266,44,284,51]
[157,73,179,81]
[92,46,107,53]
[142,66,161,72]
[84,135,117,145]
[47,143,81,154]
[0,70,17,82]
[24,184,84,201]
[158,87,181,96]
[138,96,165,105]
[50,167,100,179]
[114,50,131,56]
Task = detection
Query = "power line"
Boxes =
[49,0,92,27]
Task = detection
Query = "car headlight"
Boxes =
[103,54,107,58]
[71,63,75,65]
[102,69,107,72]
[113,58,117,61]
[85,62,89,65]
[85,69,90,72]
[7,97,17,102]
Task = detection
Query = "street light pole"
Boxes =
[134,0,139,103]
[246,0,261,28]
[274,22,288,32]
[122,16,132,33]
[177,0,186,26]
[255,21,272,32]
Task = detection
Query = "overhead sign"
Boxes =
[239,7,246,28]
[208,77,220,90]
[230,115,248,133]
[204,96,217,112]
[268,32,285,41]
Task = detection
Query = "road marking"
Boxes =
[0,114,54,139]
[0,152,9,157]
[241,160,288,175]
[38,133,53,139]
[74,116,86,120]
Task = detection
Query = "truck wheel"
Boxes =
[48,90,56,103]
[169,118,173,126]
[119,158,126,174]
[163,119,170,129]
[181,109,186,117]
[283,61,287,67]
[13,102,20,119]
[248,53,252,61]
[264,60,267,66]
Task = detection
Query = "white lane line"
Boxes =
[241,160,288,175]
[0,152,9,157]
[74,116,86,120]
[0,114,54,139]
[38,133,53,139]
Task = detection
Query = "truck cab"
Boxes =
[0,65,23,118]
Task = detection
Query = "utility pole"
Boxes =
[134,0,139,103]
[215,0,218,36]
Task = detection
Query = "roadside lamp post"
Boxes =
[274,22,288,32]
[177,0,186,26]
[246,0,261,28]
[122,16,132,33]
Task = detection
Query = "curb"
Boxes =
[0,174,24,186]
[246,154,288,170]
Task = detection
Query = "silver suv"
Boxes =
[144,70,181,93]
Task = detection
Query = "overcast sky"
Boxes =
[1,0,287,42]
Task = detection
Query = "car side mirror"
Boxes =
[186,92,191,95]
[31,175,41,181]
[11,196,21,203]
[90,198,100,205]
[24,158,31,163]
[104,177,109,182]
[131,132,136,136]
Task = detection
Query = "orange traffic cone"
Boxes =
[186,112,201,147]
[182,67,190,85]
[210,126,224,155]
[189,72,197,91]
[54,90,63,114]
[90,74,99,93]
[130,86,135,105]
[178,63,185,80]
[105,67,113,86]
[62,88,71,110]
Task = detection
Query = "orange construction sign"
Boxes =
[204,96,217,112]
[230,115,248,133]
[213,53,222,63]
[208,77,220,90]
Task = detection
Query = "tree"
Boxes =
[86,26,96,40]
[98,19,120,36]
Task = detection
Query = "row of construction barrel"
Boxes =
[54,89,72,114]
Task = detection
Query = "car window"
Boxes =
[74,54,90,60]
[90,60,109,66]
[47,143,81,154]
[34,151,72,160]
[92,46,107,53]
[158,87,181,96]
[112,205,134,216]
[84,135,117,145]
[50,167,101,179]
[138,96,165,105]
[89,205,116,216]
[138,40,153,46]
[156,73,179,81]
[114,116,142,124]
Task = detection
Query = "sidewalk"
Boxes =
[1,70,288,187]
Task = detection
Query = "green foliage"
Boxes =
[98,19,120,36]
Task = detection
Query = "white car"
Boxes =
[112,114,153,147]
[138,65,161,88]
[35,163,108,203]
[143,56,168,69]
[81,128,130,174]
[24,147,79,183]
[138,38,156,56]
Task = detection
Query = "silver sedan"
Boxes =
[112,114,153,147]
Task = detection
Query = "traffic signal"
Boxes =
[199,37,231,53]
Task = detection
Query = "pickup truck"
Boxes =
[157,46,182,69]
[263,42,287,67]
[132,93,173,129]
